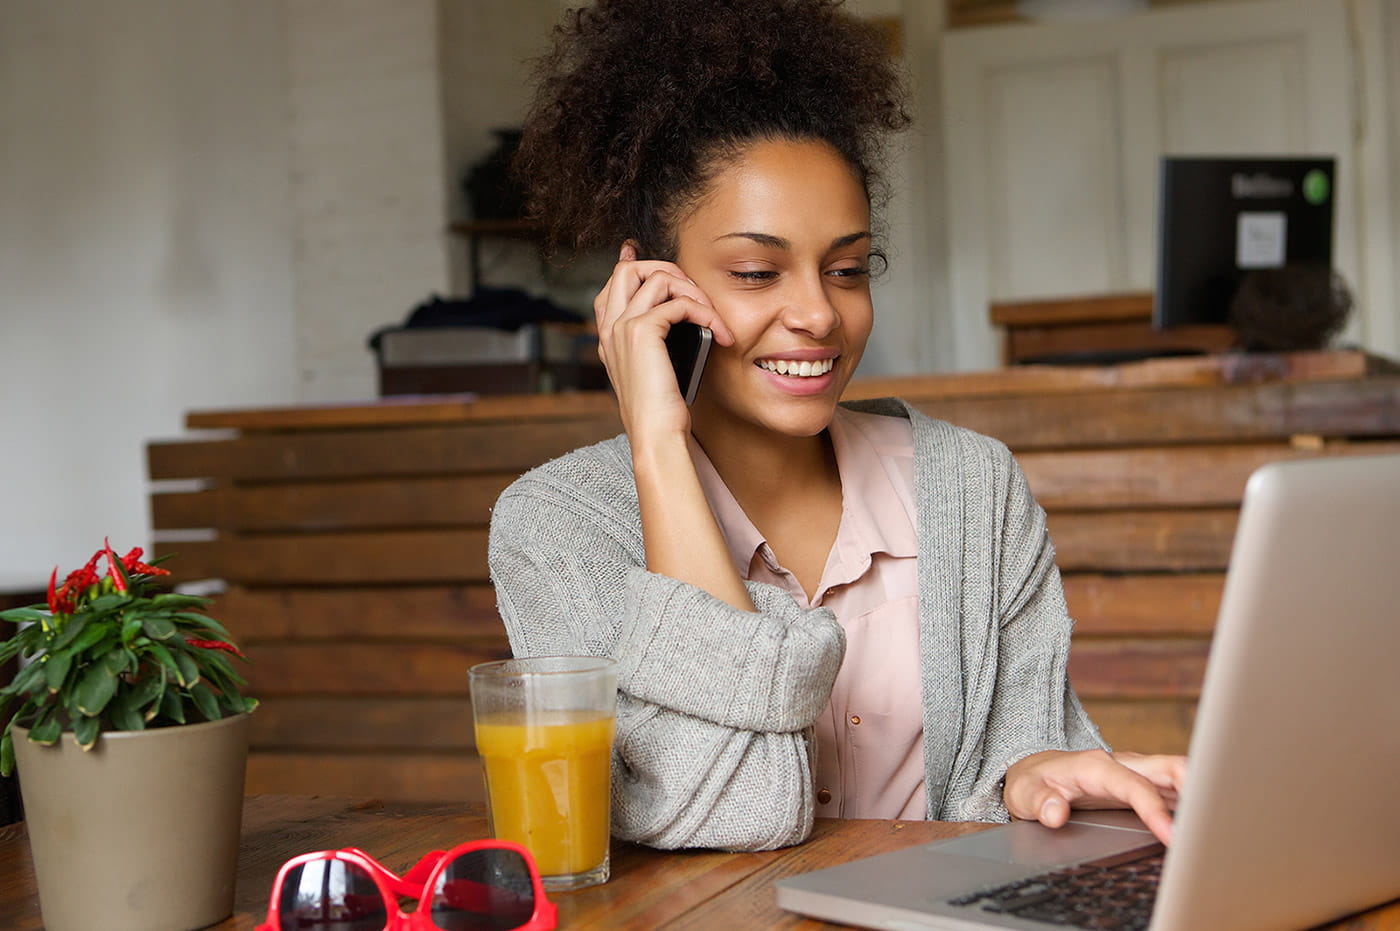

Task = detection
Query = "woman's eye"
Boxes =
[729,269,778,282]
[827,266,871,279]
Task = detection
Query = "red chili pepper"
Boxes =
[103,537,128,593]
[62,552,101,598]
[66,551,101,583]
[186,638,245,658]
[120,546,169,577]
[47,566,78,615]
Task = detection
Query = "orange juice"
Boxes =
[475,710,614,877]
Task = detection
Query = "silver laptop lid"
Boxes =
[1155,453,1400,931]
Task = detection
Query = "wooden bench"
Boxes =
[147,349,1400,801]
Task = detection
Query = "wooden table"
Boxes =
[1,795,1397,930]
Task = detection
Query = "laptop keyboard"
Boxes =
[945,843,1166,930]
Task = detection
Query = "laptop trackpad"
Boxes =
[928,820,1153,867]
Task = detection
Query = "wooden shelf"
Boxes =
[990,292,1236,364]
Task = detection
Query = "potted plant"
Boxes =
[0,540,258,931]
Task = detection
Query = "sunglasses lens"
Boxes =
[428,848,537,931]
[277,859,389,931]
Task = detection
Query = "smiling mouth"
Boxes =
[756,358,836,377]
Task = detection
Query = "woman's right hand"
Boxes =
[593,243,734,441]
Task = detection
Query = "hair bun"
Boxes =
[514,0,910,259]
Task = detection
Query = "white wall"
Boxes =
[287,0,452,402]
[0,0,297,588]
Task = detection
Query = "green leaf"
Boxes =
[0,637,30,666]
[75,662,119,716]
[151,593,210,610]
[216,691,258,717]
[73,713,100,750]
[85,593,128,615]
[159,688,185,724]
[141,616,177,640]
[43,651,73,692]
[50,613,90,652]
[1,728,14,778]
[143,668,168,722]
[171,609,224,627]
[200,665,250,713]
[194,649,238,681]
[103,650,129,677]
[108,691,145,732]
[189,682,221,722]
[183,616,233,641]
[128,672,164,710]
[28,712,62,745]
[0,606,46,623]
[146,641,183,683]
[172,650,200,688]
[2,660,47,698]
[121,616,145,642]
[67,621,111,655]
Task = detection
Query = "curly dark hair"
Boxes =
[514,0,911,261]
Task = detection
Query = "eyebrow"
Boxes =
[713,231,871,250]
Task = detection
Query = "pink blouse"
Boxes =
[689,408,926,819]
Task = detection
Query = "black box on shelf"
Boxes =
[373,323,607,396]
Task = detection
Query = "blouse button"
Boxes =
[850,714,861,726]
[817,788,832,805]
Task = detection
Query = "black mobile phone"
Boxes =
[665,322,712,405]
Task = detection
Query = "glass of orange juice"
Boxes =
[469,656,617,891]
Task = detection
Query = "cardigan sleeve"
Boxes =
[936,433,1107,822]
[486,453,845,851]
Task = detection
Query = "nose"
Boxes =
[778,272,841,339]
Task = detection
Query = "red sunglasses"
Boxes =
[255,840,558,931]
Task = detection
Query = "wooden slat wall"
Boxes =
[147,350,1400,799]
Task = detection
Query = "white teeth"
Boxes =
[758,358,834,377]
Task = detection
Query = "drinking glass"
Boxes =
[469,656,617,891]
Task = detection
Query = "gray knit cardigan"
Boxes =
[486,398,1105,852]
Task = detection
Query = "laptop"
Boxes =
[776,453,1400,931]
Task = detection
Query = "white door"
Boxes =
[940,0,1394,370]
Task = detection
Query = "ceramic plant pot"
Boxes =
[13,713,250,931]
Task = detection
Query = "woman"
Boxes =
[488,0,1184,852]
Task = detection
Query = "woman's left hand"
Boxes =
[1003,749,1187,846]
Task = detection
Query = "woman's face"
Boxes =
[673,137,874,442]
